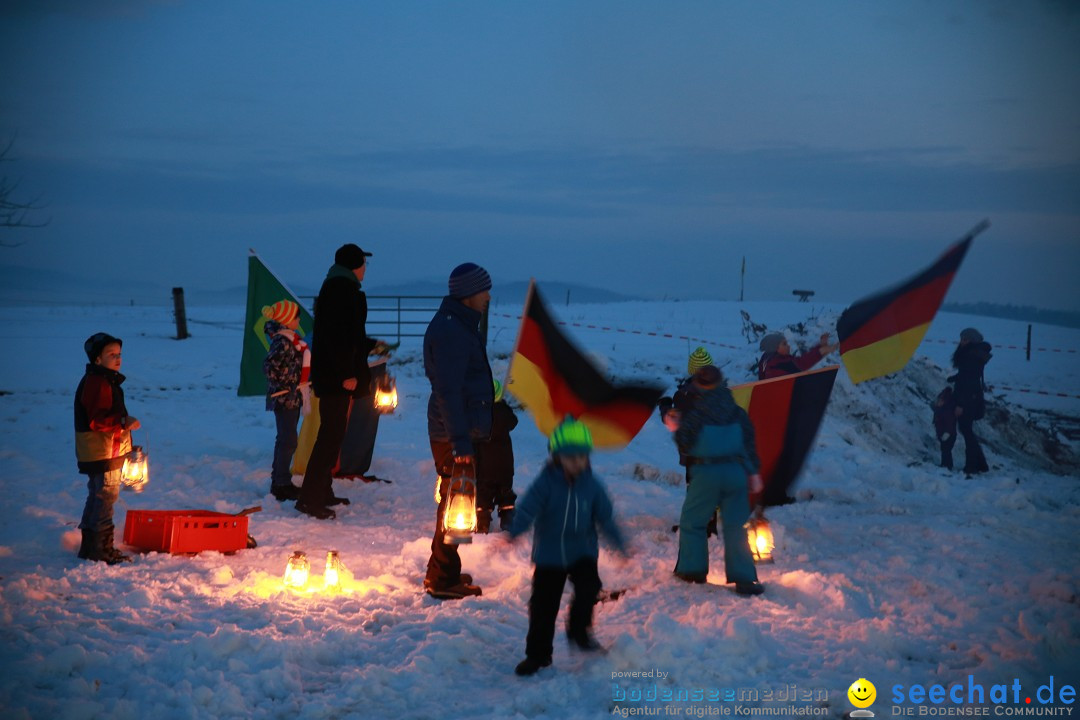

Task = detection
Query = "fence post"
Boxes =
[397,297,402,344]
[172,287,189,340]
[1026,324,1031,362]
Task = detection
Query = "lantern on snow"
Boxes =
[442,464,477,545]
[324,550,345,591]
[283,551,310,589]
[745,514,775,564]
[121,445,149,492]
[373,374,398,414]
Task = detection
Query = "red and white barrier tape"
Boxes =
[491,312,1077,356]
[994,386,1080,401]
[922,338,1076,354]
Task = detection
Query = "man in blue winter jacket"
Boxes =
[423,262,495,600]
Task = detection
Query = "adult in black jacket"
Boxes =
[298,244,386,519]
[423,262,494,599]
[948,327,991,475]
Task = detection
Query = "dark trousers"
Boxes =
[79,469,121,532]
[299,394,351,506]
[525,558,602,661]
[271,405,300,488]
[940,433,956,470]
[336,364,383,477]
[425,440,465,589]
[958,415,988,474]
[475,450,516,513]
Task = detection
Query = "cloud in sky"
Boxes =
[1,0,1077,309]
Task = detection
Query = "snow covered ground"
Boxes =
[1,300,1077,720]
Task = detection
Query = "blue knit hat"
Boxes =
[448,263,492,299]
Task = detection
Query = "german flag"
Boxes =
[507,281,664,449]
[837,221,987,384]
[731,366,838,507]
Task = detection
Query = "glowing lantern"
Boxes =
[121,445,149,493]
[373,374,398,414]
[442,465,477,545]
[745,515,775,564]
[283,551,310,589]
[324,550,345,591]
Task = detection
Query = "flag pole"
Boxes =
[504,278,536,391]
[248,248,311,316]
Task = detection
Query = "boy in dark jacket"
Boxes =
[74,333,139,564]
[262,299,310,501]
[474,379,518,532]
[674,365,763,596]
[932,386,957,470]
[508,417,628,676]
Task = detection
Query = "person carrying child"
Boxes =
[673,365,764,596]
[507,417,629,676]
[74,333,139,564]
[262,299,311,501]
[947,327,992,475]
[474,378,518,533]
[932,386,957,470]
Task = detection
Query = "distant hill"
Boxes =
[942,302,1080,330]
[0,264,639,308]
[364,279,640,307]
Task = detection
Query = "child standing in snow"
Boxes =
[474,379,518,532]
[932,386,957,470]
[262,300,311,501]
[673,365,764,596]
[507,417,629,676]
[74,332,139,564]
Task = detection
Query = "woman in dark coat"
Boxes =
[948,327,991,475]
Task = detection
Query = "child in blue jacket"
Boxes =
[508,417,628,676]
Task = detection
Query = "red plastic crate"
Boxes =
[123,510,249,554]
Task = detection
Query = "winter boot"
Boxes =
[475,508,492,534]
[99,527,132,565]
[566,627,605,653]
[498,507,515,532]
[735,581,764,596]
[514,656,552,676]
[77,529,97,560]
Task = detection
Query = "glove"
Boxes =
[748,473,764,495]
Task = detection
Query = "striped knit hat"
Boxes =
[687,347,713,375]
[448,263,492,299]
[262,300,300,326]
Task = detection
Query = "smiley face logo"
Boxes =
[848,679,876,708]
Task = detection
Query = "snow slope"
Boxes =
[0,301,1077,720]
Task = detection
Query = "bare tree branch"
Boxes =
[1,136,50,247]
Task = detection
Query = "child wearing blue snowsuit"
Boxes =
[509,418,627,676]
[674,365,763,595]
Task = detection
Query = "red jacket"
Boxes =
[757,346,824,381]
[74,364,132,474]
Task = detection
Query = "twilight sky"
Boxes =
[1,0,1078,309]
